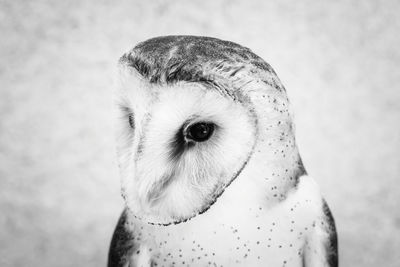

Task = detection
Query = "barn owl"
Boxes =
[108,36,337,267]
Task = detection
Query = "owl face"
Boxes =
[114,71,257,225]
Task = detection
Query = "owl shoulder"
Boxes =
[108,208,142,267]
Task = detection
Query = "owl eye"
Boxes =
[186,122,214,142]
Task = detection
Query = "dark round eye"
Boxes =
[186,122,214,142]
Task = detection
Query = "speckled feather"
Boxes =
[110,36,337,267]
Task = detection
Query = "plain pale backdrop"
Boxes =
[1,0,399,266]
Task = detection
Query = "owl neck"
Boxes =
[201,130,304,222]
[233,86,306,207]
[247,129,304,200]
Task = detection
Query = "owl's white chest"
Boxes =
[132,176,324,267]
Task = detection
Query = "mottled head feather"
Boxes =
[119,35,282,96]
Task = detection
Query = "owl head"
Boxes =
[114,36,304,225]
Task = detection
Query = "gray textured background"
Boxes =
[1,0,399,266]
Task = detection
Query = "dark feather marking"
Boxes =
[322,200,338,267]
[197,78,236,100]
[296,157,307,177]
[169,123,187,161]
[119,36,278,94]
[108,209,138,267]
[128,113,134,129]
[230,65,245,77]
[302,250,306,267]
